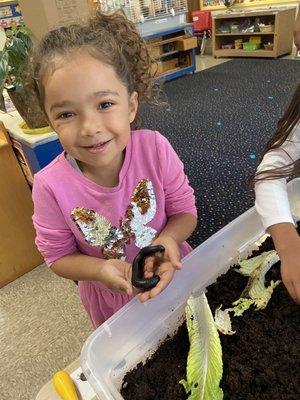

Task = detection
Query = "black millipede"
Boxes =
[131,245,165,291]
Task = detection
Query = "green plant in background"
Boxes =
[0,25,47,129]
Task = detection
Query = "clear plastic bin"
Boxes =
[81,178,300,400]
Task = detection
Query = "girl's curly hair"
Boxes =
[30,11,160,127]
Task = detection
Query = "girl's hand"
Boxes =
[138,235,182,302]
[99,259,133,295]
[279,239,300,304]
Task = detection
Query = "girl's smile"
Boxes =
[82,138,113,153]
[43,50,138,186]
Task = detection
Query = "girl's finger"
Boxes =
[149,270,174,298]
[138,291,151,303]
[144,271,154,278]
[144,255,155,273]
[166,248,182,269]
[115,276,133,295]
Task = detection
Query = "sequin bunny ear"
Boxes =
[71,179,158,260]
[71,207,132,260]
[127,179,157,248]
[71,207,115,247]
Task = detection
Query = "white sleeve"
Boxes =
[255,124,300,230]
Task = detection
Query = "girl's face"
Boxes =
[44,51,138,174]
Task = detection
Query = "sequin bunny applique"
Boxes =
[71,179,157,259]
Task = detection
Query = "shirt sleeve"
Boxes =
[32,174,78,266]
[255,124,300,229]
[155,131,197,218]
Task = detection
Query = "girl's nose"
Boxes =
[80,115,101,137]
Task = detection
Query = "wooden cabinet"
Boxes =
[212,7,296,58]
[0,122,43,287]
[145,24,197,81]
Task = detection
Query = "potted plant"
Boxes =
[0,25,50,133]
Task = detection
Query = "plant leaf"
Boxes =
[236,250,277,276]
[0,50,9,90]
[230,298,255,316]
[214,306,236,335]
[235,250,281,311]
[180,293,223,400]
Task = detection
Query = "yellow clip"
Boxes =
[52,371,79,400]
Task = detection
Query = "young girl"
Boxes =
[254,82,300,304]
[30,12,197,328]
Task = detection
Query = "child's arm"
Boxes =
[139,213,197,302]
[32,174,133,295]
[155,213,197,245]
[255,125,300,303]
[51,253,133,295]
[138,132,198,302]
[268,223,300,303]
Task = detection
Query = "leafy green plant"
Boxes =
[0,25,31,90]
[0,25,47,129]
[180,293,223,400]
[214,250,281,335]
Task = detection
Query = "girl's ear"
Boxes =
[129,91,138,124]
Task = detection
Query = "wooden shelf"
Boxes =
[145,25,196,82]
[215,32,275,36]
[212,7,296,59]
[0,122,43,288]
[158,66,181,77]
[214,49,275,58]
[150,35,185,47]
[154,50,179,60]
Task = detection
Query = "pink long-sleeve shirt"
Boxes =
[33,129,197,265]
[32,129,197,327]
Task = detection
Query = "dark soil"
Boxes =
[121,235,300,400]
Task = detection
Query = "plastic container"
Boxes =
[264,43,274,51]
[19,121,53,135]
[230,24,239,33]
[222,44,234,49]
[192,10,212,32]
[259,24,274,33]
[243,42,260,51]
[81,179,300,399]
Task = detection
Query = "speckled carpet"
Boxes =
[140,58,300,247]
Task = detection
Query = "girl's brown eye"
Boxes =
[58,112,74,119]
[99,102,113,110]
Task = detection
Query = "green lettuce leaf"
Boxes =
[236,250,278,276]
[180,293,223,400]
[230,298,255,316]
[238,250,281,310]
[215,251,281,335]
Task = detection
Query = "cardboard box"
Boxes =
[148,45,162,58]
[162,58,178,72]
[18,0,91,41]
[175,36,197,51]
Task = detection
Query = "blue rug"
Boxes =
[140,59,300,247]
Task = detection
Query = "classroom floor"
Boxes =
[0,53,296,400]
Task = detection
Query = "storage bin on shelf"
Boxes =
[243,42,260,50]
[175,36,197,51]
[191,10,212,32]
[264,43,274,50]
[259,24,274,33]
